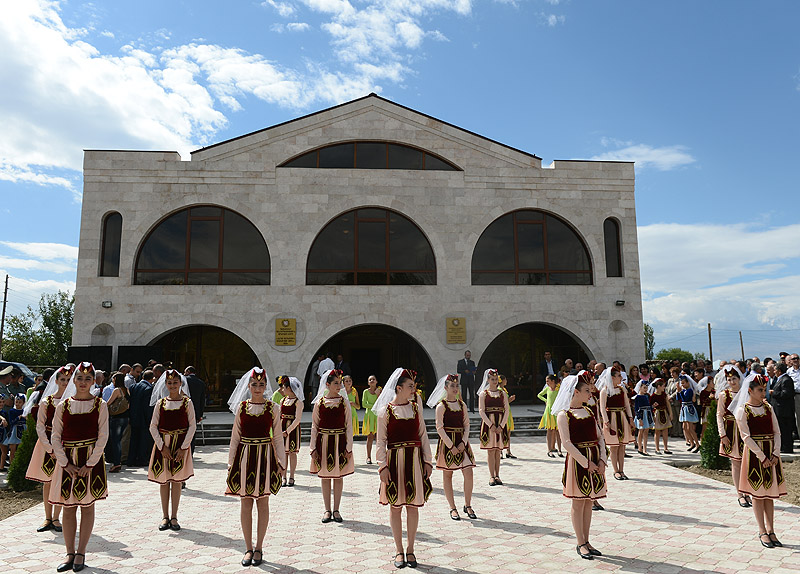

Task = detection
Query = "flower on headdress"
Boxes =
[78,362,94,374]
[445,373,459,384]
[250,367,266,381]
[400,369,417,381]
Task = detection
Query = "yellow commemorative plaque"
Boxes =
[275,318,297,346]
[446,317,466,345]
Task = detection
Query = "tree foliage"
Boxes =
[654,347,695,363]
[700,402,730,470]
[643,323,655,361]
[7,415,39,492]
[1,290,73,365]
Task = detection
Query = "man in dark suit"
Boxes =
[335,354,351,376]
[769,362,795,453]
[539,351,557,382]
[184,366,206,453]
[128,370,156,466]
[457,350,477,413]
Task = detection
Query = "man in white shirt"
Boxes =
[787,354,800,437]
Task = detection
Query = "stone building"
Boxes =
[71,94,644,407]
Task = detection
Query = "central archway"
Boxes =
[306,324,436,404]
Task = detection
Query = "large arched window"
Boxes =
[99,212,122,277]
[472,210,592,285]
[307,208,436,285]
[280,141,460,171]
[134,205,270,285]
[603,218,623,277]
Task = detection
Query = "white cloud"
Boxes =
[0,273,75,317]
[0,242,79,261]
[0,162,77,194]
[543,13,565,26]
[262,0,297,17]
[286,22,311,32]
[0,256,76,274]
[591,142,695,171]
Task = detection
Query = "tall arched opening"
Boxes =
[150,325,260,411]
[306,324,436,404]
[477,323,592,402]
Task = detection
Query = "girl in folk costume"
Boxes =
[361,375,382,464]
[498,374,517,459]
[3,394,26,460]
[674,375,701,452]
[277,375,303,487]
[148,369,196,532]
[729,373,787,548]
[310,369,354,523]
[633,380,654,456]
[375,368,433,569]
[649,378,673,454]
[696,376,715,445]
[717,365,750,507]
[428,374,477,521]
[554,375,608,561]
[343,374,362,436]
[226,368,286,567]
[49,362,109,573]
[598,367,634,481]
[538,374,562,458]
[25,365,75,533]
[585,367,603,422]
[478,368,510,486]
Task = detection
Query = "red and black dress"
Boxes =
[377,401,433,507]
[698,388,714,424]
[479,389,509,450]
[434,399,475,470]
[650,392,672,431]
[717,389,744,460]
[226,400,286,498]
[736,402,787,500]
[559,406,607,500]
[601,389,633,445]
[148,396,196,484]
[26,395,61,483]
[310,396,354,478]
[280,396,302,454]
[49,397,109,507]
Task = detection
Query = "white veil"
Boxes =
[62,362,95,401]
[310,369,348,405]
[597,367,621,396]
[227,367,272,413]
[477,368,498,395]
[372,368,415,417]
[150,369,190,406]
[426,373,458,408]
[728,372,765,415]
[717,364,744,398]
[22,366,75,417]
[550,374,579,416]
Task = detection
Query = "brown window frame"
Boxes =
[99,211,122,277]
[603,217,623,277]
[279,140,461,171]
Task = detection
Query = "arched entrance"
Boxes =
[306,324,436,402]
[477,323,591,403]
[151,325,260,411]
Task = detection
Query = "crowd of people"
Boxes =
[2,350,797,570]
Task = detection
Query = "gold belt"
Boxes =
[607,407,625,412]
[389,441,422,449]
[575,441,599,448]
[751,434,774,441]
[63,438,96,448]
[159,428,188,435]
[319,428,345,435]
[241,436,270,445]
[443,427,463,432]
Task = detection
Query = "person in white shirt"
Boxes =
[786,354,800,437]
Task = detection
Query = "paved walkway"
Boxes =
[2,437,799,573]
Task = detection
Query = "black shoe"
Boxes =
[576,544,593,560]
[159,517,170,531]
[252,549,263,566]
[169,518,181,531]
[463,505,477,519]
[738,496,749,508]
[393,553,407,568]
[664,450,673,455]
[406,552,418,568]
[506,453,517,459]
[52,519,63,533]
[768,533,783,547]
[587,545,602,557]
[37,519,54,532]
[321,511,333,524]
[624,453,632,458]
[592,502,604,511]
[56,554,74,572]
[242,550,253,566]
[450,508,461,521]
[72,553,86,572]
[760,533,775,548]
[332,510,343,523]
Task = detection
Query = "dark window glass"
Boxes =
[604,218,622,277]
[471,215,514,271]
[307,208,435,285]
[318,143,354,168]
[100,212,122,277]
[423,154,456,171]
[545,216,590,271]
[472,210,592,285]
[307,215,354,270]
[517,223,545,270]
[283,152,318,168]
[135,206,270,285]
[189,220,220,269]
[137,211,188,270]
[223,211,270,270]
[355,142,386,169]
[388,144,423,169]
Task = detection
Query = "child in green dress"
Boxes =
[538,374,563,457]
[361,375,382,464]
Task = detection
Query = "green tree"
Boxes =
[655,347,695,363]
[643,323,655,361]
[1,290,74,365]
[700,402,729,470]
[7,415,40,491]
[693,351,708,361]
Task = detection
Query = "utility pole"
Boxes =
[0,274,8,360]
[739,331,745,362]
[707,323,713,365]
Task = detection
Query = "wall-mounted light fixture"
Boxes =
[101,301,113,308]
[615,300,625,307]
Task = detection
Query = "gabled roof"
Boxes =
[190,93,541,161]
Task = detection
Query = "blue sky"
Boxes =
[1,0,799,360]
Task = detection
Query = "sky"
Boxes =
[1,0,799,361]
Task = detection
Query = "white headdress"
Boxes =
[427,373,458,408]
[227,367,272,413]
[647,378,665,395]
[597,366,622,396]
[372,368,415,417]
[717,364,744,398]
[311,369,348,405]
[22,366,76,417]
[550,374,579,416]
[287,376,305,402]
[634,380,648,394]
[678,374,698,394]
[477,368,499,395]
[150,369,190,406]
[62,362,95,401]
[728,372,766,415]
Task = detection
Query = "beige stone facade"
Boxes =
[73,94,644,381]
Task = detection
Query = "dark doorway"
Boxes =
[306,324,436,403]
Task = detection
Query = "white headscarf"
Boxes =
[311,369,348,405]
[22,366,76,417]
[597,366,621,396]
[372,367,414,417]
[728,372,766,415]
[477,368,499,395]
[647,378,665,395]
[227,367,272,413]
[634,380,648,394]
[62,362,95,401]
[717,364,744,398]
[550,374,579,416]
[426,373,458,408]
[287,376,304,402]
[150,369,190,406]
